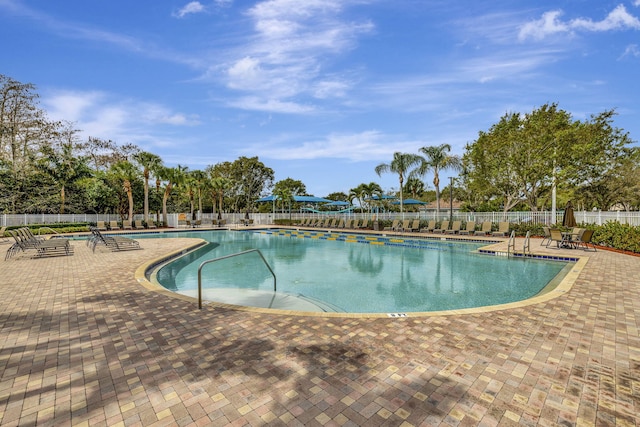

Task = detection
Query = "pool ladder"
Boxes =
[197,249,277,309]
[507,231,531,258]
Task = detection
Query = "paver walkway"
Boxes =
[0,232,639,426]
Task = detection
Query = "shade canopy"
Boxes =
[392,198,426,205]
[257,195,333,203]
[324,200,351,206]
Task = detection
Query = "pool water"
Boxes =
[153,229,570,313]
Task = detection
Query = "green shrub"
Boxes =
[592,222,640,254]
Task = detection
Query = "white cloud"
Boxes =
[248,130,420,161]
[519,5,640,41]
[217,0,373,113]
[173,1,206,18]
[620,44,640,58]
[42,90,199,147]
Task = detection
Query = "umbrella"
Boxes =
[392,198,426,205]
[562,200,576,227]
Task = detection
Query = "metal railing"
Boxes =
[197,249,276,309]
[507,230,531,258]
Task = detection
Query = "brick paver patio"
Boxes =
[0,231,639,426]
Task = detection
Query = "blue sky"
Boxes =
[2,0,639,197]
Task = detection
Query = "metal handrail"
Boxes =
[507,230,516,257]
[523,231,531,255]
[197,249,276,309]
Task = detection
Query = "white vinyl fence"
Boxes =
[2,210,640,227]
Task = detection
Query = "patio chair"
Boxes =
[88,227,141,252]
[96,221,107,231]
[147,220,157,229]
[405,219,420,232]
[573,229,597,251]
[122,220,133,230]
[540,227,551,246]
[433,220,449,234]
[476,221,492,236]
[356,219,369,229]
[109,220,120,230]
[420,220,436,233]
[384,219,399,231]
[6,228,72,259]
[0,226,9,244]
[492,222,510,237]
[459,221,476,235]
[337,218,346,228]
[133,220,145,230]
[446,220,462,234]
[398,220,410,232]
[547,228,571,248]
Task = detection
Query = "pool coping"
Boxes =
[133,228,589,318]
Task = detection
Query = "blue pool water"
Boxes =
[151,229,570,313]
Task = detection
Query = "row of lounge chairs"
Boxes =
[5,227,73,259]
[294,218,369,229]
[87,226,141,252]
[96,220,158,231]
[419,220,509,236]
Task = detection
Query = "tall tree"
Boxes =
[110,160,139,220]
[133,151,163,223]
[375,152,422,218]
[415,143,461,217]
[158,165,187,226]
[228,156,274,217]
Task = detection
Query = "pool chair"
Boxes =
[433,220,449,234]
[459,221,475,235]
[122,220,133,230]
[0,226,9,243]
[547,228,571,248]
[109,220,120,230]
[96,221,107,231]
[337,218,346,228]
[476,221,492,235]
[540,227,551,246]
[147,220,157,229]
[88,227,141,252]
[356,219,369,229]
[492,222,510,237]
[406,219,420,232]
[6,228,72,259]
[572,229,597,251]
[446,220,461,234]
[133,220,145,230]
[384,219,399,231]
[420,220,436,233]
[398,220,410,232]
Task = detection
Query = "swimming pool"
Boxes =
[151,229,571,314]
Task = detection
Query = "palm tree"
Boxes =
[111,160,139,221]
[375,152,422,219]
[210,176,232,220]
[348,184,367,213]
[415,144,462,218]
[158,165,187,226]
[133,151,162,223]
[362,182,383,218]
[190,170,207,219]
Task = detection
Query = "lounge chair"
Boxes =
[88,227,141,252]
[96,221,107,231]
[337,219,346,228]
[420,220,436,233]
[344,219,353,229]
[406,219,420,232]
[492,222,510,237]
[384,219,399,231]
[147,220,158,229]
[356,219,368,229]
[122,220,133,230]
[6,228,72,259]
[459,221,475,235]
[446,220,461,234]
[398,220,410,232]
[573,229,597,251]
[0,226,9,243]
[109,220,120,230]
[476,221,492,236]
[328,218,337,228]
[133,220,145,230]
[433,220,449,234]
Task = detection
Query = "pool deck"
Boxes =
[1,228,639,426]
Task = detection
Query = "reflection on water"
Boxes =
[155,230,568,313]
